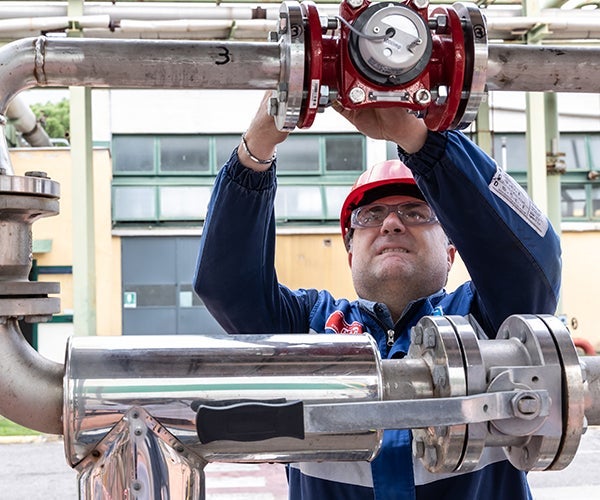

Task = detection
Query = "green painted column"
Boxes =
[69,0,97,336]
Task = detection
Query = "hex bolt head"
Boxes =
[411,325,423,345]
[433,366,447,388]
[413,0,429,9]
[346,0,364,9]
[349,87,366,104]
[423,329,437,348]
[412,437,425,458]
[414,89,432,106]
[511,392,541,419]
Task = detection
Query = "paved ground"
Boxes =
[1,427,599,499]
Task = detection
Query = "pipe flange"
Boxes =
[0,297,60,322]
[0,172,60,198]
[537,314,586,470]
[449,2,488,130]
[0,281,60,296]
[273,1,306,131]
[494,315,565,470]
[445,315,486,472]
[408,316,467,473]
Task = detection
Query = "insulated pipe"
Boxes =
[0,319,63,434]
[6,94,52,147]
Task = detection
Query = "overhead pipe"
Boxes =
[6,94,52,147]
[1,5,600,41]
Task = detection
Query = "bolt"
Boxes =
[132,481,142,491]
[279,13,288,35]
[174,443,185,453]
[25,171,49,179]
[511,393,541,418]
[131,410,139,419]
[414,89,432,106]
[267,97,279,116]
[346,0,364,9]
[423,329,437,348]
[412,437,425,458]
[349,87,366,104]
[373,26,380,34]
[429,14,448,33]
[319,85,331,107]
[134,428,143,436]
[424,445,438,469]
[277,82,289,103]
[433,366,447,388]
[412,0,429,9]
[411,325,423,345]
[434,85,448,106]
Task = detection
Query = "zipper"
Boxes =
[386,329,395,347]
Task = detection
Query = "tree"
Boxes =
[30,98,70,141]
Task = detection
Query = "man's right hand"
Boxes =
[238,92,290,172]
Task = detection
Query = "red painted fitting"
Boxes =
[573,337,596,356]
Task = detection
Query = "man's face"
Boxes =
[348,195,455,302]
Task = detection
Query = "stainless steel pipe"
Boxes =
[64,333,384,466]
[0,36,281,113]
[487,44,600,92]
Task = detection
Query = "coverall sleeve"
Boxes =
[193,149,317,334]
[402,131,562,335]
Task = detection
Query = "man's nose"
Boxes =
[380,211,406,234]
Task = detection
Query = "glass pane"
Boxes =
[216,135,242,168]
[561,183,587,218]
[325,135,364,171]
[324,185,352,219]
[277,136,320,172]
[113,186,156,220]
[588,136,600,171]
[592,185,600,219]
[113,136,154,173]
[492,134,527,172]
[560,135,587,170]
[160,136,209,173]
[159,186,212,219]
[275,186,322,219]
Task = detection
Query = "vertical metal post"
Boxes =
[524,0,549,214]
[475,98,493,156]
[69,0,96,335]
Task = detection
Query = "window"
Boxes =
[112,133,365,224]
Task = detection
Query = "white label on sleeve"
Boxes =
[489,167,548,237]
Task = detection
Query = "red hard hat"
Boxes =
[340,159,423,246]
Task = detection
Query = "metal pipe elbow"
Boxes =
[0,319,63,435]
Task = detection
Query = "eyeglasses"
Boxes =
[350,201,438,229]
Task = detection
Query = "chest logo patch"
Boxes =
[325,310,364,335]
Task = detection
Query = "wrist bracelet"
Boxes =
[241,132,277,165]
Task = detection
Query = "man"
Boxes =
[194,92,561,499]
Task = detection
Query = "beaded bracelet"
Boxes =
[241,133,277,165]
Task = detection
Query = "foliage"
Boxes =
[30,98,70,140]
[0,416,40,436]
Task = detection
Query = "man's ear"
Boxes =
[447,244,456,271]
